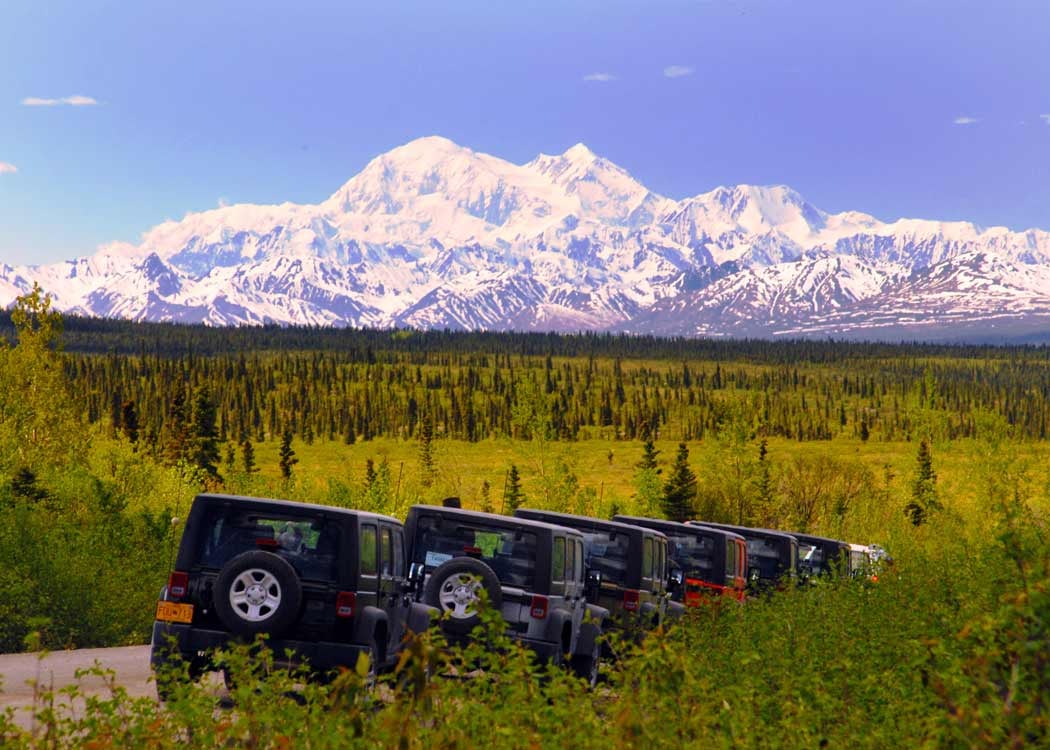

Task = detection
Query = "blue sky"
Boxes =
[0,0,1047,266]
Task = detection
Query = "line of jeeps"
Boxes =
[151,492,889,696]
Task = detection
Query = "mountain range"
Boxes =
[4,135,1050,341]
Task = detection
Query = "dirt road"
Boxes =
[0,645,154,727]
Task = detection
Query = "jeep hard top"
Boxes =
[404,504,608,684]
[513,509,684,628]
[688,521,799,590]
[151,493,435,695]
[613,516,748,604]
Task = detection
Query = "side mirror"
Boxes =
[667,569,684,592]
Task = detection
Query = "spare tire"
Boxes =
[213,550,303,638]
[422,557,502,636]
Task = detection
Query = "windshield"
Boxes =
[413,515,538,589]
[581,531,632,586]
[196,508,340,581]
[665,532,717,582]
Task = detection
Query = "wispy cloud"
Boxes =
[0,162,17,175]
[582,72,616,82]
[22,95,99,107]
[1040,114,1050,125]
[953,116,978,125]
[663,65,695,78]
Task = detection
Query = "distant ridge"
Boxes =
[4,136,1050,341]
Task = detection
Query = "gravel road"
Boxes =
[0,645,155,728]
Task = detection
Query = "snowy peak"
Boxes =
[4,135,1050,341]
[526,143,669,227]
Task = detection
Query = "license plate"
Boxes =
[156,601,194,624]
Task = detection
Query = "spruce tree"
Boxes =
[662,442,697,523]
[504,464,524,513]
[904,439,939,525]
[163,388,192,466]
[636,438,660,471]
[279,428,298,480]
[241,438,257,474]
[120,399,139,445]
[189,384,221,480]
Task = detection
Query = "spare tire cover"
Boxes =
[422,557,503,636]
[213,550,303,638]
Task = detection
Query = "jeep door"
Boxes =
[378,523,410,657]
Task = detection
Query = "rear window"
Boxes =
[581,530,631,586]
[412,515,538,589]
[798,543,825,573]
[666,532,716,579]
[747,537,790,580]
[195,507,340,581]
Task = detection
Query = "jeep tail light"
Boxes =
[168,571,189,600]
[529,595,548,619]
[623,589,640,612]
[336,591,357,619]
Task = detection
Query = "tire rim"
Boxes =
[229,568,282,622]
[437,572,484,619]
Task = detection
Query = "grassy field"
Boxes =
[247,434,1050,532]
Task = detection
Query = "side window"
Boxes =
[381,527,393,576]
[393,529,405,577]
[360,524,377,576]
[643,538,654,581]
[552,537,566,583]
[577,541,585,582]
[726,542,736,577]
[566,537,575,583]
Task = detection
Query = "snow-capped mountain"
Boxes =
[4,135,1050,340]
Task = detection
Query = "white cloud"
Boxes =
[583,72,616,82]
[663,65,695,78]
[1040,114,1050,125]
[953,116,978,125]
[0,162,17,174]
[22,95,99,107]
[62,95,98,106]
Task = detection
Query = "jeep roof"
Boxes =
[513,509,669,592]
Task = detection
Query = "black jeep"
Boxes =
[613,516,748,604]
[150,493,436,695]
[791,532,850,580]
[689,522,799,591]
[404,505,607,685]
[513,509,685,632]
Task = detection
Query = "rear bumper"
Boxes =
[150,621,370,672]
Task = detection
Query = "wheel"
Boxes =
[570,646,601,688]
[422,558,502,636]
[213,551,303,638]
